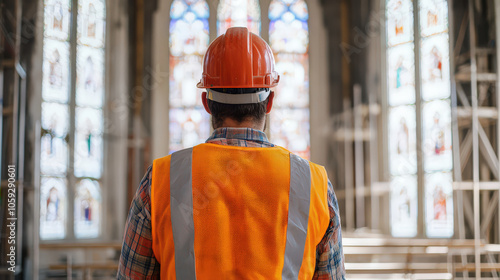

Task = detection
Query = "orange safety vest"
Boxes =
[151,143,330,280]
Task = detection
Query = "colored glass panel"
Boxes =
[74,107,103,178]
[42,39,70,103]
[74,179,102,238]
[422,100,452,172]
[41,135,69,176]
[169,108,210,153]
[388,105,418,175]
[169,56,205,108]
[44,0,71,41]
[269,0,310,159]
[169,0,210,152]
[170,0,209,57]
[77,0,105,48]
[387,43,416,106]
[217,0,261,35]
[419,0,448,37]
[274,54,309,108]
[76,45,105,108]
[270,108,310,159]
[386,0,414,47]
[40,177,67,240]
[420,34,450,101]
[42,103,69,137]
[269,0,308,54]
[390,175,418,237]
[425,172,453,237]
[74,133,103,178]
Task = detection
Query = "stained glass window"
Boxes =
[41,0,105,240]
[217,0,261,35]
[169,0,210,153]
[269,0,310,159]
[385,0,453,237]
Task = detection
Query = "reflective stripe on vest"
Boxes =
[282,154,311,279]
[170,148,196,280]
[168,150,311,279]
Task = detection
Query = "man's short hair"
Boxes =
[207,88,270,129]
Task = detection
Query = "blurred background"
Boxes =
[1,0,500,278]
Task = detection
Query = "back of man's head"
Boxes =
[207,88,270,129]
[197,27,280,129]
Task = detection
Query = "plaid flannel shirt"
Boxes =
[118,127,345,279]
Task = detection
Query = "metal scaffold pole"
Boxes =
[467,0,481,277]
[344,98,355,231]
[495,0,500,249]
[354,84,365,229]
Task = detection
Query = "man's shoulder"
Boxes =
[275,147,325,169]
[153,146,196,165]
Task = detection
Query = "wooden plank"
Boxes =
[453,182,500,190]
[344,246,448,255]
[456,107,498,119]
[342,237,478,248]
[39,242,122,250]
[345,262,449,273]
[48,263,118,270]
[455,72,497,82]
[455,263,500,272]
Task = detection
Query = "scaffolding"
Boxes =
[329,89,385,232]
[450,0,500,277]
[330,0,500,278]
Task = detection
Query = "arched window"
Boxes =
[217,0,261,35]
[385,0,453,238]
[40,0,105,240]
[169,0,210,152]
[269,0,310,159]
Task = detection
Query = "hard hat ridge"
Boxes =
[197,27,280,90]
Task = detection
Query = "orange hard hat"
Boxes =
[197,27,280,90]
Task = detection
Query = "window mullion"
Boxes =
[413,0,425,238]
[67,0,79,241]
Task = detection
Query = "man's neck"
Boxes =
[220,118,265,131]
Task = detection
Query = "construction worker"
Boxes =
[118,27,345,280]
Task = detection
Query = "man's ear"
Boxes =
[266,91,275,114]
[202,91,211,114]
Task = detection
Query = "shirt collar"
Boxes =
[205,127,274,147]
